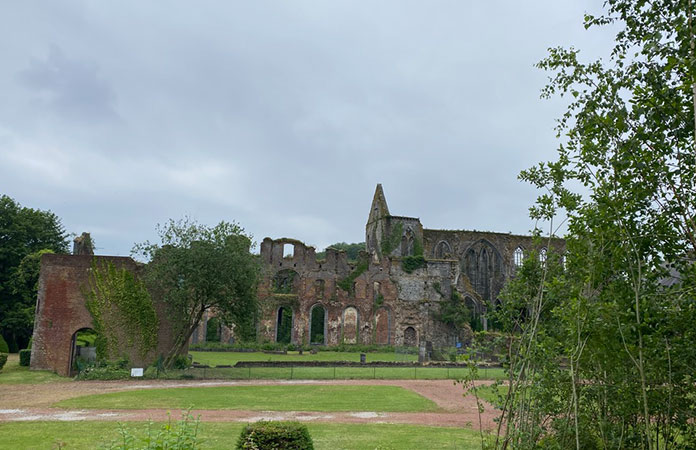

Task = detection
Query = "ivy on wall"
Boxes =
[401,255,426,273]
[86,261,159,360]
[380,222,403,256]
[337,260,368,294]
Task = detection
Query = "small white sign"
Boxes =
[130,368,144,377]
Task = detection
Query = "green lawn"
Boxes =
[188,351,506,381]
[0,354,66,385]
[55,385,439,412]
[469,384,508,407]
[190,350,417,365]
[0,421,489,449]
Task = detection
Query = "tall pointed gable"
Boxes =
[367,184,390,224]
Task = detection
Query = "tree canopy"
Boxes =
[133,218,259,365]
[489,2,696,448]
[0,195,68,351]
[316,242,365,262]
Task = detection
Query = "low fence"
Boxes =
[157,361,505,381]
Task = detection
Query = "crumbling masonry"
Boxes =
[211,184,562,348]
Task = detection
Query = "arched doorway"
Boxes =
[343,307,358,344]
[374,307,391,345]
[69,328,98,376]
[206,317,222,342]
[309,305,326,345]
[276,307,293,344]
[403,326,417,347]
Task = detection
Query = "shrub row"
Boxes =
[19,349,31,366]
[0,353,7,372]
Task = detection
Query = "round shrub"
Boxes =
[0,335,9,354]
[19,349,31,366]
[0,353,8,372]
[237,421,314,450]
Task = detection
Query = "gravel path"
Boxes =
[0,379,501,429]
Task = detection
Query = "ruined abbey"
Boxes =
[192,184,562,348]
[31,184,561,375]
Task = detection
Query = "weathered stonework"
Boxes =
[254,185,564,348]
[33,184,564,370]
[30,254,179,376]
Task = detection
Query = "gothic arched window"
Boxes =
[514,247,524,267]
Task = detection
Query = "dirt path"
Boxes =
[0,379,501,429]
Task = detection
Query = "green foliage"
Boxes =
[276,308,292,344]
[436,290,472,333]
[171,355,191,370]
[400,255,426,273]
[103,409,201,450]
[237,421,313,450]
[0,195,68,351]
[380,222,403,256]
[18,349,30,367]
[0,353,7,371]
[374,293,384,308]
[134,218,259,367]
[336,260,368,294]
[315,242,365,261]
[0,335,8,354]
[87,261,159,361]
[309,307,325,344]
[494,2,696,448]
[205,317,221,342]
[75,358,131,380]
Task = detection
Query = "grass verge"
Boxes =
[0,354,66,385]
[190,350,417,365]
[55,385,439,412]
[0,421,490,449]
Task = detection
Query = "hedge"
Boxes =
[237,421,314,450]
[0,353,7,372]
[0,335,8,354]
[19,349,31,366]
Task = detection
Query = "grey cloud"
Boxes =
[17,45,117,121]
[0,1,611,256]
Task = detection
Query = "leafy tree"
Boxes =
[0,195,68,351]
[316,242,365,262]
[492,2,696,449]
[133,218,259,366]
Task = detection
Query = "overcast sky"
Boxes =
[0,1,614,256]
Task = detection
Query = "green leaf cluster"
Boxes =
[133,218,259,366]
[380,222,403,256]
[316,242,365,262]
[400,255,426,273]
[495,2,696,447]
[336,260,368,294]
[0,195,68,351]
[86,261,159,361]
[237,421,313,450]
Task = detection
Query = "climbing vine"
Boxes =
[436,289,473,332]
[337,260,368,294]
[401,255,426,273]
[86,261,159,360]
[380,222,403,256]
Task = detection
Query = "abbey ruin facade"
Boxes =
[32,185,562,376]
[195,185,562,348]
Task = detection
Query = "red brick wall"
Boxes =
[30,254,179,376]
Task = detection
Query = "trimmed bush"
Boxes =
[0,353,7,371]
[19,349,31,366]
[237,421,314,450]
[0,335,9,354]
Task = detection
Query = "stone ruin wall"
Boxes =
[256,237,469,348]
[30,254,179,376]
